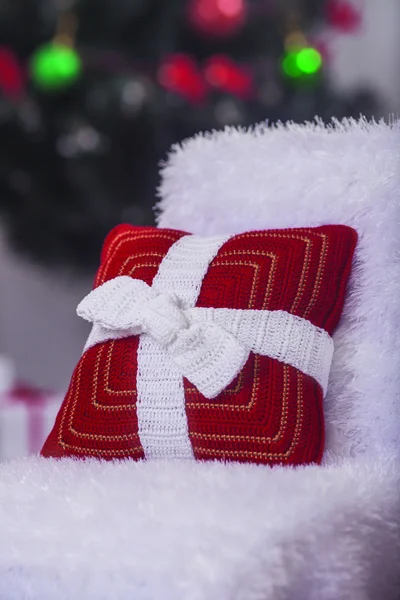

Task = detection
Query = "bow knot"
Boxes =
[140,288,190,349]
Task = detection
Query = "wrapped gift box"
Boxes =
[0,356,63,461]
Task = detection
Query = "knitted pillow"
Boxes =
[41,224,357,466]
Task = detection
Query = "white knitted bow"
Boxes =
[78,276,248,399]
[78,275,334,399]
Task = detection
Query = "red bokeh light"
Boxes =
[326,0,362,32]
[0,48,24,99]
[204,55,253,98]
[158,54,207,104]
[188,0,246,37]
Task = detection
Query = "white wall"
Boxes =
[0,227,91,391]
[330,0,400,115]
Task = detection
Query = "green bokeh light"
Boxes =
[296,48,322,74]
[282,53,302,78]
[30,43,82,90]
[282,47,322,79]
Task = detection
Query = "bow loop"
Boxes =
[78,276,152,331]
[169,321,248,399]
[78,277,190,344]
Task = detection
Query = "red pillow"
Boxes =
[42,224,357,466]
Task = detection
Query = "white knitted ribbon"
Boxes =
[79,277,334,398]
[78,234,334,459]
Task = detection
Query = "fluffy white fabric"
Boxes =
[0,454,399,600]
[158,118,400,461]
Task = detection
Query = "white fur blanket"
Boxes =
[0,453,399,600]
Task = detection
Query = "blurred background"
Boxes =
[0,0,399,426]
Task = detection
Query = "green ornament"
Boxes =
[30,43,82,91]
[282,47,322,79]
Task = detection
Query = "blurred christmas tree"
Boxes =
[0,0,380,270]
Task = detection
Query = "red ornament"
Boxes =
[158,54,207,104]
[326,0,362,32]
[0,48,25,99]
[188,0,246,37]
[204,55,253,99]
